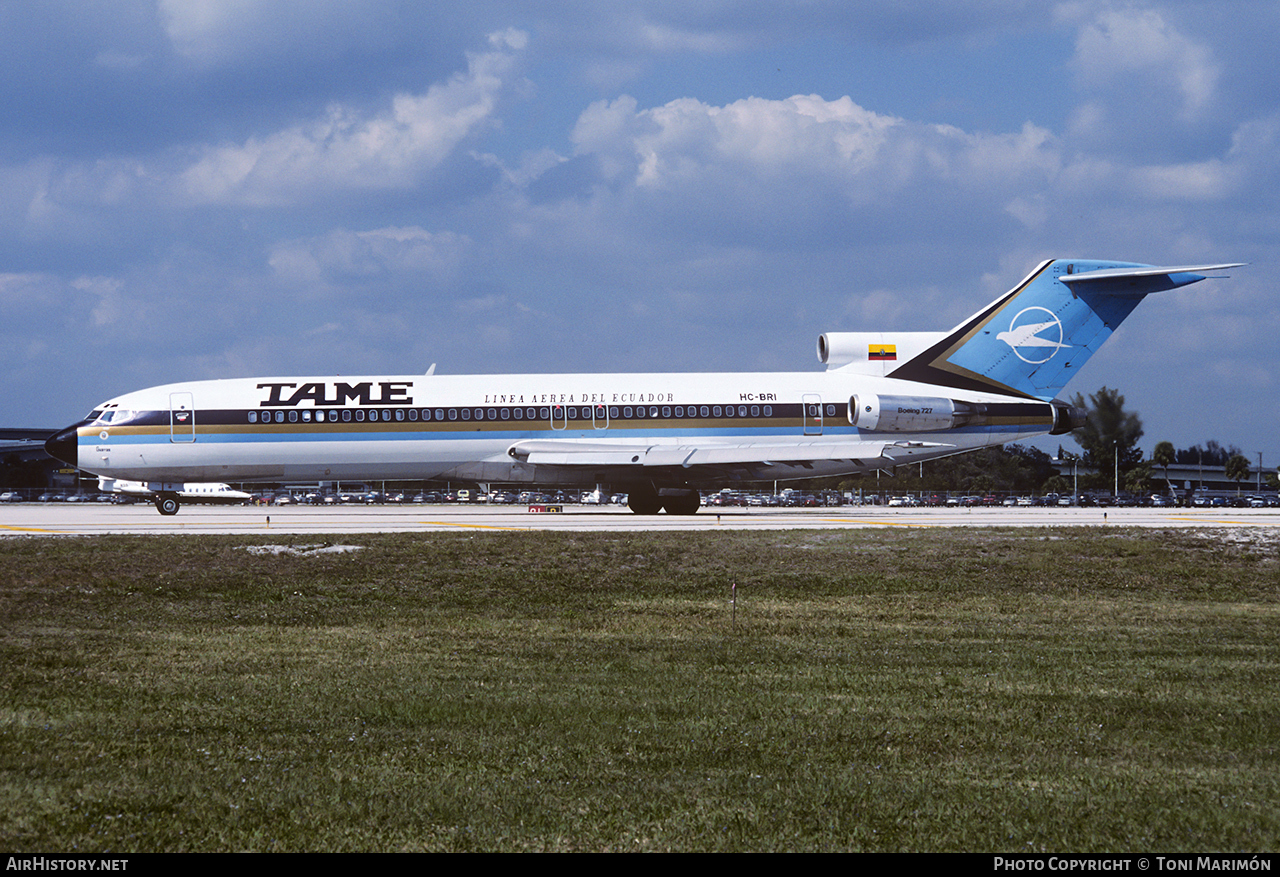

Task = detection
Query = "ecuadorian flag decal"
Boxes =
[869,344,896,361]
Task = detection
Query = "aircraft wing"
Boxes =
[506,439,953,468]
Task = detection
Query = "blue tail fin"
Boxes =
[888,259,1242,400]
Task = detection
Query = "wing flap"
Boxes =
[510,441,648,467]
[507,439,953,468]
[681,442,891,466]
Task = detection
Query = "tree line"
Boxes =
[1069,386,1261,495]
[822,386,1269,497]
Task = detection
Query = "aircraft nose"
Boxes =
[44,425,80,469]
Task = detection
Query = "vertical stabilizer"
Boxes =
[887,259,1242,400]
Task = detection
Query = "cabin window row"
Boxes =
[246,404,776,424]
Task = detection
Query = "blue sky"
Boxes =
[3,1,1276,465]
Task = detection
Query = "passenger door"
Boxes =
[170,392,195,442]
[803,394,823,435]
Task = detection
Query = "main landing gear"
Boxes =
[627,484,700,515]
[154,493,181,516]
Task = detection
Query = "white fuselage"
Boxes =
[98,477,253,504]
[62,368,1055,487]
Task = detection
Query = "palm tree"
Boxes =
[1153,441,1175,496]
[1125,465,1152,496]
[1225,454,1251,496]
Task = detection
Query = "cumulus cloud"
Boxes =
[73,275,129,328]
[1070,6,1219,120]
[159,0,257,59]
[0,272,70,317]
[573,94,900,186]
[269,226,471,287]
[567,91,1060,226]
[159,0,390,66]
[631,17,751,54]
[1125,113,1279,200]
[177,29,527,205]
[0,271,133,376]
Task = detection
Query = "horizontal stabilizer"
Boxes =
[1059,263,1245,293]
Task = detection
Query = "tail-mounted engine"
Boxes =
[1048,400,1087,435]
[817,331,945,373]
[849,394,1074,434]
[850,395,984,432]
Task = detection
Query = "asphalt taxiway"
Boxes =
[2,503,1277,536]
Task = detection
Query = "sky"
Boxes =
[2,1,1276,466]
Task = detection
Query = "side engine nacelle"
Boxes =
[1048,400,1087,435]
[850,394,1081,435]
[849,394,972,432]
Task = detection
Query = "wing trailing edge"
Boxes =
[506,439,954,469]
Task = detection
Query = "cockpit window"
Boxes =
[92,409,133,425]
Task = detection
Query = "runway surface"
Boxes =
[2,502,1278,536]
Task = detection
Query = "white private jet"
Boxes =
[96,477,252,513]
[45,259,1241,515]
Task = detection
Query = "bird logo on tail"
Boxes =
[996,306,1071,365]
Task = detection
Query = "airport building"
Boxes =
[0,429,67,496]
[1052,457,1277,499]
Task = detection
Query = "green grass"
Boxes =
[1,528,1278,851]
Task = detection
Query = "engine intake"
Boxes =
[817,331,944,371]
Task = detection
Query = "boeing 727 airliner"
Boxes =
[44,259,1241,515]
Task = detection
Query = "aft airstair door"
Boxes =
[170,392,195,443]
[803,394,823,435]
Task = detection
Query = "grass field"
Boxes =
[2,527,1278,852]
